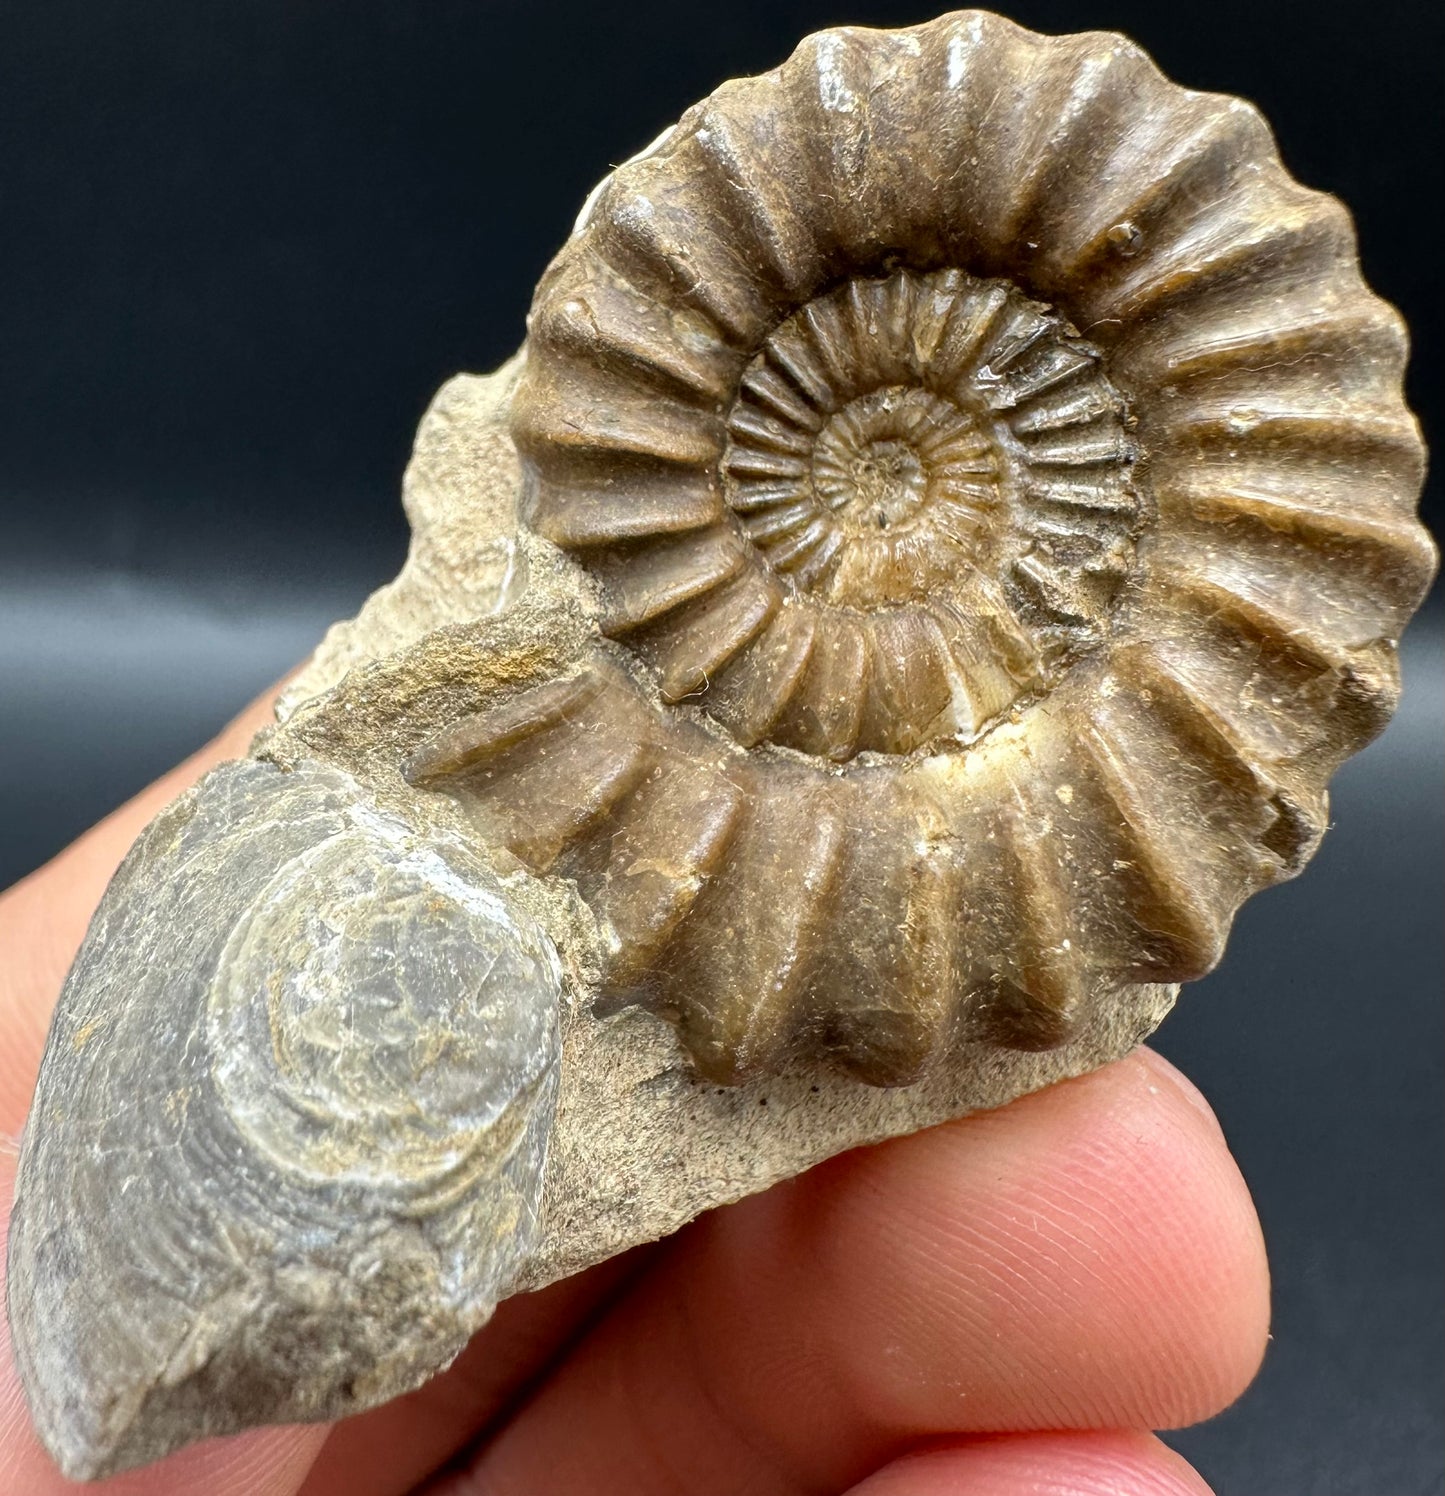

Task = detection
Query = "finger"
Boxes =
[844,1432,1214,1496]
[0,679,286,1134]
[0,1157,329,1496]
[442,1048,1269,1496]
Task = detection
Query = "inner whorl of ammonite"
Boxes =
[736,382,993,608]
[710,269,1139,754]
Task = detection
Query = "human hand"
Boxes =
[0,683,1269,1496]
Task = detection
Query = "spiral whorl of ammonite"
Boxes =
[518,259,1140,759]
[720,268,1138,751]
[485,10,1435,1083]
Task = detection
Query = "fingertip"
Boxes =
[956,1045,1272,1426]
[707,1043,1271,1437]
[1098,1048,1272,1425]
[1134,1045,1227,1136]
[846,1431,1215,1496]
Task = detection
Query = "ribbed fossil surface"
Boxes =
[461,8,1437,1084]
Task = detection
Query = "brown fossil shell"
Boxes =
[414,10,1435,1085]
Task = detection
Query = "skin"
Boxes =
[0,681,1269,1496]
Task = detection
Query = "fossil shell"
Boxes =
[8,759,561,1478]
[422,8,1438,1084]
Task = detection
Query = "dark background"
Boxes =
[0,3,1440,1491]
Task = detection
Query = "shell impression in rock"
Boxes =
[9,760,562,1476]
[410,9,1435,1085]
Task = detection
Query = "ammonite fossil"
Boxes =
[7,8,1434,1481]
[427,8,1434,1084]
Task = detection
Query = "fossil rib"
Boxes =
[500,8,1434,1083]
[6,8,1435,1481]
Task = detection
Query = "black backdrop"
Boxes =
[1,4,1441,1492]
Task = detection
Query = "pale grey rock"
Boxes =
[275,358,531,721]
[7,759,560,1481]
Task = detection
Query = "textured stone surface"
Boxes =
[8,759,560,1480]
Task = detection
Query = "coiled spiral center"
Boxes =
[714,268,1141,747]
